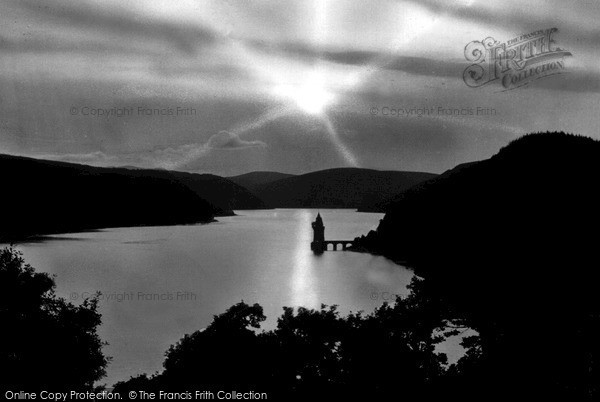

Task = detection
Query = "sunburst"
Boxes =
[180,0,439,170]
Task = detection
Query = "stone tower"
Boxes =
[311,213,325,253]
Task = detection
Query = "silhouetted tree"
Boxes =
[0,247,109,390]
[114,278,452,400]
[354,132,600,400]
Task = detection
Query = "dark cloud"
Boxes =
[248,39,600,94]
[1,0,599,176]
[10,0,219,55]
[247,39,464,77]
[0,32,169,58]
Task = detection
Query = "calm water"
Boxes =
[13,209,414,386]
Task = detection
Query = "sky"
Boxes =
[1,0,599,175]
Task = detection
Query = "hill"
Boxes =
[353,132,600,397]
[248,168,437,209]
[228,171,296,194]
[152,170,267,212]
[0,155,262,241]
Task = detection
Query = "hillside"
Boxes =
[154,170,267,212]
[352,132,600,397]
[0,155,259,240]
[249,168,437,209]
[228,171,296,194]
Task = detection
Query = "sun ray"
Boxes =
[228,105,296,136]
[320,115,359,167]
[174,0,366,170]
[290,210,319,308]
[313,0,328,46]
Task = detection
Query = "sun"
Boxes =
[272,74,335,115]
[293,82,335,115]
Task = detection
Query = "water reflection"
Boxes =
[290,210,319,308]
[12,209,413,385]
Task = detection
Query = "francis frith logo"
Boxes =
[463,28,572,90]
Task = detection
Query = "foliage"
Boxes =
[0,247,109,390]
[354,132,600,399]
[115,277,453,400]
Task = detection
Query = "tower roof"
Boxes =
[315,213,323,223]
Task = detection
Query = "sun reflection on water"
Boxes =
[290,210,319,308]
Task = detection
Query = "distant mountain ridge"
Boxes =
[243,168,437,210]
[0,154,264,241]
[1,154,436,240]
[153,170,267,212]
[228,171,296,194]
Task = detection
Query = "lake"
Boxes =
[11,209,415,386]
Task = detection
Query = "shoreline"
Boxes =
[0,218,219,244]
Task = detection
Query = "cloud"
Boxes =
[409,0,600,40]
[147,132,266,170]
[151,143,207,165]
[10,0,218,55]
[206,131,267,149]
[37,151,115,164]
[2,0,600,178]
[248,39,464,78]
[29,130,267,172]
